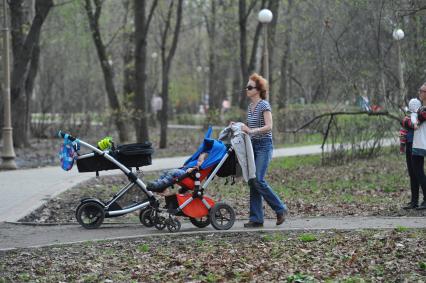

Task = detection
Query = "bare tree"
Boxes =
[134,0,158,143]
[121,0,134,129]
[84,0,129,142]
[158,0,183,148]
[205,0,218,110]
[10,0,53,147]
[265,0,279,98]
[278,0,294,109]
[238,0,264,109]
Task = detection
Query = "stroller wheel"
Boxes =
[166,217,181,233]
[76,201,105,229]
[189,216,211,228]
[209,202,235,230]
[140,208,155,227]
[154,216,166,230]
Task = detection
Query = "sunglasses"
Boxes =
[245,85,257,91]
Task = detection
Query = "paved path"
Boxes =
[1,216,425,251]
[0,144,336,223]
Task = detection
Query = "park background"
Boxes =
[1,1,426,282]
[2,0,426,160]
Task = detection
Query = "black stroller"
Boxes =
[58,130,236,233]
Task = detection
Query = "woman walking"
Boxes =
[238,73,288,227]
[410,83,426,210]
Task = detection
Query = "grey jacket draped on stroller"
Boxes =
[218,122,256,182]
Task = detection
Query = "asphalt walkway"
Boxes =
[1,216,425,250]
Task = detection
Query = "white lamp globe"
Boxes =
[258,9,273,24]
[151,52,158,59]
[393,29,405,41]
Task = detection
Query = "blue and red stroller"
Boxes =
[58,128,236,233]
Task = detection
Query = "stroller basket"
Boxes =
[76,142,154,172]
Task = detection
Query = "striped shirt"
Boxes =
[247,99,273,140]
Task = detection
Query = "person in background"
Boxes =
[409,83,426,210]
[400,98,425,209]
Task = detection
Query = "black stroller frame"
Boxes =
[58,131,236,232]
[58,131,157,229]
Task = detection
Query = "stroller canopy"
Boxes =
[183,127,227,170]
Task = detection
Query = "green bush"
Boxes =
[222,107,245,124]
[176,113,200,125]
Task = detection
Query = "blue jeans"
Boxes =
[152,168,186,188]
[249,138,287,223]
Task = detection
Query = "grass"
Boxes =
[298,233,318,242]
[137,243,150,253]
[395,226,409,232]
[287,273,315,283]
[269,154,322,170]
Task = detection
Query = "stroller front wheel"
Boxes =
[76,201,105,229]
[154,216,167,230]
[166,217,181,233]
[209,202,235,230]
[189,216,211,228]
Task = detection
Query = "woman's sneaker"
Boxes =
[244,221,263,228]
[416,201,426,210]
[276,213,286,225]
[403,202,418,209]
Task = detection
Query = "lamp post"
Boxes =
[393,28,405,105]
[1,0,16,170]
[151,52,158,93]
[258,9,273,88]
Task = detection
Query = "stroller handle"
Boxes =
[57,130,77,142]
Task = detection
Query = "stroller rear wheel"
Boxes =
[189,216,211,228]
[140,208,155,227]
[76,202,105,229]
[209,202,235,230]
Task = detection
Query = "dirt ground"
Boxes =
[1,229,425,282]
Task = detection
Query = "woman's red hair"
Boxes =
[249,73,268,99]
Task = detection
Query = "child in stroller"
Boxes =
[146,150,209,195]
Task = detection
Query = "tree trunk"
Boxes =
[159,0,183,149]
[134,0,157,143]
[266,0,279,100]
[238,0,248,110]
[207,0,220,110]
[232,61,241,108]
[159,65,169,149]
[278,0,294,109]
[24,44,40,139]
[84,0,128,142]
[238,0,263,110]
[9,0,52,147]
